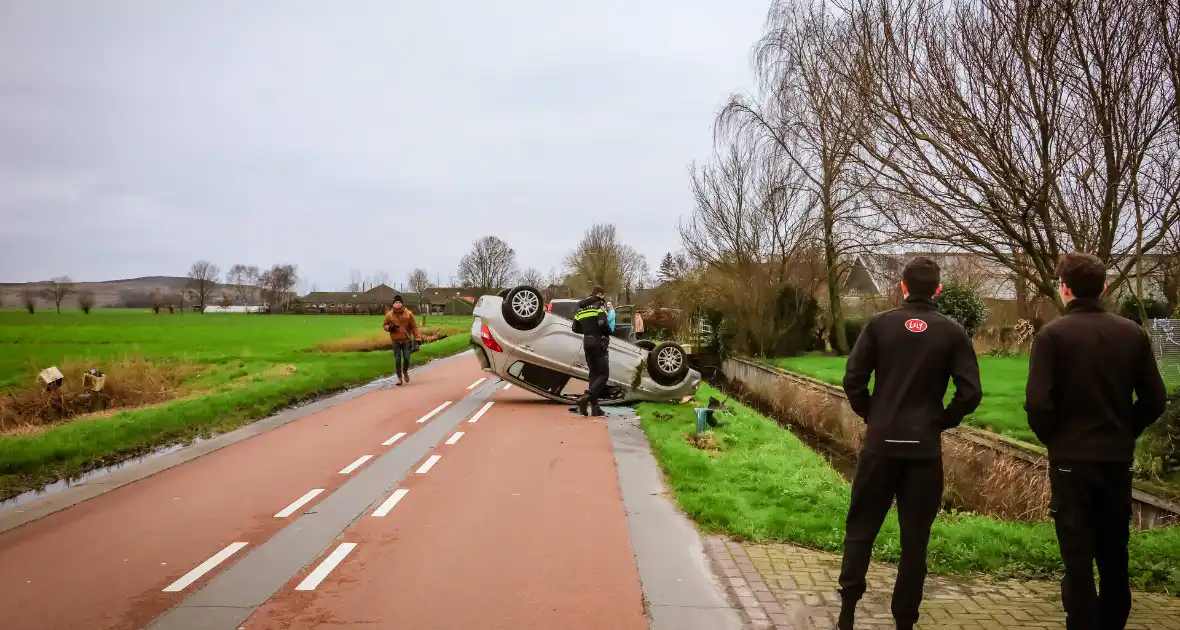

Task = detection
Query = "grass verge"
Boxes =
[637,385,1180,593]
[0,334,471,501]
[766,354,1036,443]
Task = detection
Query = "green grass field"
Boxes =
[766,354,1036,444]
[638,386,1180,593]
[0,309,473,500]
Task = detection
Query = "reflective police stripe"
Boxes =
[574,308,604,321]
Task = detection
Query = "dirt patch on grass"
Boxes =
[316,330,448,353]
[0,358,191,432]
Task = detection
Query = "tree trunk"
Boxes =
[825,239,848,354]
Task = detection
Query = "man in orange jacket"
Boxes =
[383,295,420,386]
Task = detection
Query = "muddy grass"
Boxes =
[0,358,192,432]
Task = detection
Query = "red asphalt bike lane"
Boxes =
[0,357,485,630]
[243,388,648,630]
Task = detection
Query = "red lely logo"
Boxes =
[905,319,928,333]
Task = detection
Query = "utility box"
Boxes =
[38,366,65,391]
[83,368,106,392]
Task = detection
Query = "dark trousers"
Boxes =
[838,450,943,626]
[392,341,412,375]
[583,337,609,404]
[1049,462,1133,630]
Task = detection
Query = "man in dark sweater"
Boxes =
[1025,252,1166,630]
[836,257,982,630]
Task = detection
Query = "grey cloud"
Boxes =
[0,0,767,287]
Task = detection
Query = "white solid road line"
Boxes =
[468,401,495,423]
[274,488,324,518]
[415,455,441,474]
[416,401,452,423]
[445,431,464,445]
[371,488,410,517]
[467,377,487,390]
[381,431,407,446]
[295,543,357,591]
[162,542,248,592]
[502,383,512,390]
[338,455,373,475]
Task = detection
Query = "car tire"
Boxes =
[501,285,546,331]
[635,339,656,351]
[647,341,689,386]
[497,288,510,298]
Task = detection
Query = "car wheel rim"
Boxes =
[657,347,683,373]
[512,291,540,318]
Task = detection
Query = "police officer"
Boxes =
[835,257,982,630]
[572,286,611,417]
[1025,252,1165,630]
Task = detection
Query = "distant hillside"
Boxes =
[0,277,256,309]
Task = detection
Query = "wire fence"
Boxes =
[1149,319,1180,389]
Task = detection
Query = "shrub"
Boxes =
[771,285,821,356]
[837,317,866,350]
[936,281,988,336]
[1119,295,1170,324]
[1138,389,1180,481]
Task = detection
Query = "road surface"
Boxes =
[0,353,742,630]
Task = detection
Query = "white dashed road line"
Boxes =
[274,489,324,518]
[162,542,248,592]
[445,431,464,445]
[371,489,409,517]
[381,432,407,446]
[338,455,373,475]
[467,377,487,390]
[416,401,452,423]
[415,455,441,474]
[502,383,512,390]
[295,543,357,591]
[468,401,495,423]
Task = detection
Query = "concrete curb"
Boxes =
[0,351,471,535]
[606,410,748,630]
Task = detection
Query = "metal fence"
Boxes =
[1149,319,1180,388]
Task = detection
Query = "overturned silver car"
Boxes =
[470,285,701,404]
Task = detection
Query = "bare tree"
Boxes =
[844,0,1180,313]
[47,276,74,314]
[347,269,363,292]
[217,293,234,309]
[563,224,649,300]
[457,236,518,295]
[77,290,95,314]
[227,264,261,306]
[23,284,37,314]
[187,261,220,313]
[719,0,879,353]
[681,131,819,355]
[406,268,433,310]
[518,267,546,288]
[150,289,162,315]
[260,264,299,311]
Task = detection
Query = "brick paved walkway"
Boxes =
[705,536,1180,629]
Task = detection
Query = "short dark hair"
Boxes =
[1056,251,1105,298]
[902,257,940,297]
[592,285,604,295]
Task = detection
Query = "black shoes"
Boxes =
[572,394,590,416]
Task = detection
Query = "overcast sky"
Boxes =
[0,1,768,291]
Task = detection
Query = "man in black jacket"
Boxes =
[1025,252,1166,630]
[835,257,982,630]
[572,286,611,417]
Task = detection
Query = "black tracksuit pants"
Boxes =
[1049,462,1133,630]
[838,450,943,626]
[583,336,609,404]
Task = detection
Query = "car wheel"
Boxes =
[501,285,545,331]
[497,288,510,298]
[635,339,656,351]
[647,341,689,386]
